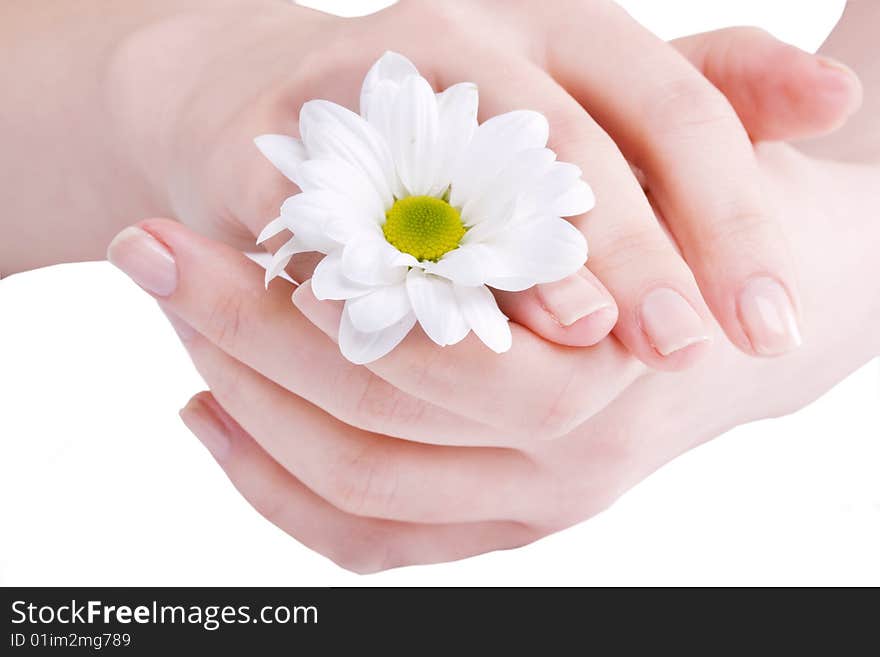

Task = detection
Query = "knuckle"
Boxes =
[529,369,583,439]
[649,76,737,136]
[589,223,672,277]
[208,291,250,350]
[350,373,427,435]
[327,444,403,519]
[561,487,620,528]
[329,529,400,574]
[709,26,773,61]
[537,482,588,530]
[549,108,611,159]
[733,25,773,43]
[699,204,773,256]
[540,452,632,530]
[393,0,461,35]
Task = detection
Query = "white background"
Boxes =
[2,0,878,586]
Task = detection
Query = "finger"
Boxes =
[174,323,540,524]
[493,267,618,348]
[108,218,645,440]
[550,2,803,357]
[180,391,537,572]
[673,27,863,142]
[293,278,644,439]
[108,220,505,447]
[434,55,714,369]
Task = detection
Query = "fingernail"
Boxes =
[537,272,614,327]
[179,397,232,462]
[638,288,709,356]
[107,226,177,296]
[737,277,802,356]
[816,56,859,83]
[161,308,197,343]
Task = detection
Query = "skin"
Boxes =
[3,1,878,571]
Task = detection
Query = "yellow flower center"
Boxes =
[382,195,466,262]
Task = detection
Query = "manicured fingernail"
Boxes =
[107,226,177,296]
[639,288,709,356]
[537,271,613,327]
[180,397,232,462]
[737,277,802,356]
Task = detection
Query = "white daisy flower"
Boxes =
[256,51,594,364]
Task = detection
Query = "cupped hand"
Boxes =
[147,141,879,573]
[108,122,880,574]
[111,0,860,367]
[104,8,876,570]
[104,42,860,446]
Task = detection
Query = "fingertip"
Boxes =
[643,333,712,370]
[554,303,619,347]
[758,49,863,139]
[813,56,864,122]
[495,269,620,347]
[535,268,615,328]
[179,392,233,462]
[618,286,713,371]
[735,275,803,358]
[680,27,863,142]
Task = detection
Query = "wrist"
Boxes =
[1,0,228,273]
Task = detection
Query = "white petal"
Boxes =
[487,217,588,287]
[532,162,595,217]
[295,159,385,220]
[454,284,512,354]
[339,307,416,365]
[256,216,289,244]
[422,243,500,286]
[310,251,372,301]
[482,276,539,293]
[390,75,440,196]
[341,234,411,286]
[346,283,411,332]
[362,78,400,147]
[460,147,556,237]
[280,191,370,251]
[254,135,307,183]
[443,302,470,345]
[299,99,398,208]
[405,269,469,346]
[551,179,595,217]
[264,236,310,287]
[360,51,419,118]
[431,82,479,196]
[450,110,549,208]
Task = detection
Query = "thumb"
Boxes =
[673,27,863,142]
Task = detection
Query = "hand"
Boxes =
[161,141,879,573]
[104,35,857,445]
[107,35,880,569]
[100,0,859,367]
